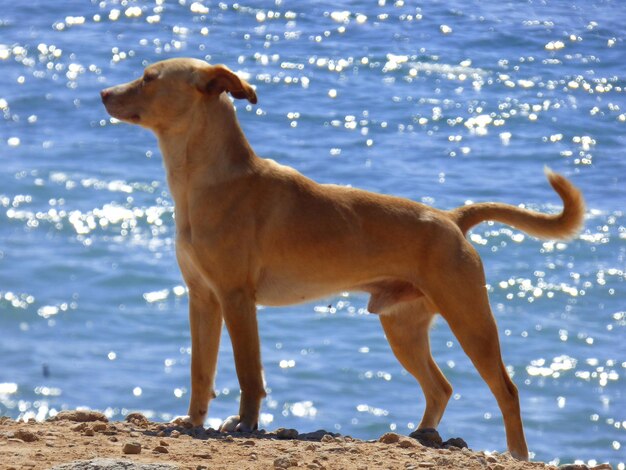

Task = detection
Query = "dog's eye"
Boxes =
[143,73,158,84]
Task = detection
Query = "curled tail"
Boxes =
[450,168,585,239]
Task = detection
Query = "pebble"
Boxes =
[170,430,181,438]
[274,456,299,469]
[14,430,38,442]
[92,423,107,432]
[83,429,94,437]
[300,430,333,440]
[321,434,335,443]
[378,432,401,444]
[398,439,417,448]
[443,437,468,449]
[125,412,149,424]
[71,423,87,432]
[50,458,178,469]
[153,446,169,454]
[276,428,299,440]
[122,442,142,454]
[408,428,442,448]
[50,411,108,423]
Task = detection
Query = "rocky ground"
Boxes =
[0,411,613,470]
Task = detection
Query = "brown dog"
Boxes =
[101,58,584,460]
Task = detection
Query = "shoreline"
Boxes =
[0,410,614,470]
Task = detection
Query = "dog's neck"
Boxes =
[156,94,257,190]
[154,94,258,234]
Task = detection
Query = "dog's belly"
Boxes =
[255,272,343,307]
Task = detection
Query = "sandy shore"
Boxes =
[0,411,611,470]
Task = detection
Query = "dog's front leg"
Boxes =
[218,288,266,433]
[185,289,223,426]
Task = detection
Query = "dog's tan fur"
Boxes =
[101,58,585,460]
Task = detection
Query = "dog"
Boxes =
[101,58,584,460]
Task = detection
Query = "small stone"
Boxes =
[409,428,442,448]
[398,439,417,448]
[170,430,181,438]
[50,410,108,423]
[192,453,212,460]
[493,464,505,470]
[51,459,178,470]
[321,434,334,443]
[274,456,299,469]
[14,430,38,442]
[305,444,317,451]
[443,437,468,449]
[83,429,95,437]
[71,423,87,432]
[92,423,107,432]
[276,428,299,440]
[129,431,140,437]
[250,453,258,461]
[125,412,149,424]
[379,432,401,444]
[241,440,256,446]
[109,436,118,443]
[159,439,169,446]
[153,445,169,454]
[122,441,141,454]
[301,430,331,440]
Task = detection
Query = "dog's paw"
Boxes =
[170,415,196,429]
[219,415,257,433]
[219,415,241,432]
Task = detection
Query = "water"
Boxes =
[0,0,624,466]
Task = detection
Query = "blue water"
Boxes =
[0,0,624,466]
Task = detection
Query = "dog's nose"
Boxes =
[100,89,111,103]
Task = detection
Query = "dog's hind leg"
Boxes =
[379,300,452,430]
[425,249,529,460]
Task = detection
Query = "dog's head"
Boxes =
[101,58,257,131]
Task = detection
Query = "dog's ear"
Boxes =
[195,64,257,104]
